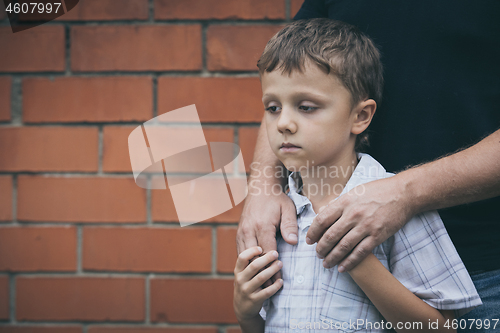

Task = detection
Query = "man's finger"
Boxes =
[280,198,299,245]
[321,228,366,269]
[236,218,259,255]
[307,199,343,244]
[314,210,354,259]
[336,237,378,272]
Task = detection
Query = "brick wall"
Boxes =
[0,0,304,332]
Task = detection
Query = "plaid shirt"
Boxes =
[260,153,482,332]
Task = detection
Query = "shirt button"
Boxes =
[296,275,304,284]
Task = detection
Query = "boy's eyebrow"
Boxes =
[262,91,328,103]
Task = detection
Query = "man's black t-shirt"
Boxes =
[295,0,500,273]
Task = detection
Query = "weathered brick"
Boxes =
[61,0,149,20]
[0,127,98,172]
[17,176,146,223]
[152,178,244,223]
[72,25,202,71]
[0,275,8,320]
[158,77,264,123]
[83,227,211,272]
[0,327,81,333]
[154,0,284,20]
[239,127,260,173]
[16,277,144,321]
[0,176,12,221]
[103,126,233,173]
[150,278,237,323]
[0,77,11,122]
[291,0,304,18]
[217,226,238,273]
[23,77,153,123]
[207,25,283,71]
[0,26,65,72]
[0,227,76,272]
[88,327,217,333]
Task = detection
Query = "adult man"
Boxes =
[237,0,500,330]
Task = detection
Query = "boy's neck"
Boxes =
[300,150,359,214]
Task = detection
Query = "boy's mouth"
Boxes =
[280,142,301,152]
[281,142,301,148]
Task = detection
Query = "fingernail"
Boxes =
[338,265,345,273]
[273,251,279,258]
[278,278,283,284]
[306,237,312,244]
[257,246,262,252]
[316,252,324,259]
[288,233,297,242]
[277,261,283,268]
[323,262,331,269]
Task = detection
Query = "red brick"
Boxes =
[0,176,12,221]
[72,25,201,71]
[0,26,65,72]
[17,277,145,321]
[0,327,81,333]
[291,0,304,18]
[226,328,242,333]
[217,227,238,273]
[0,127,98,172]
[0,77,11,121]
[23,77,153,123]
[0,227,76,272]
[17,176,146,223]
[0,275,8,320]
[158,77,264,123]
[61,0,149,20]
[239,127,260,173]
[103,126,233,173]
[154,0,284,20]
[150,278,237,323]
[88,327,217,333]
[152,179,244,223]
[83,227,211,272]
[207,25,283,71]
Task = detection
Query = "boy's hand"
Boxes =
[233,246,283,321]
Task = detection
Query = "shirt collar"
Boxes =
[286,153,387,231]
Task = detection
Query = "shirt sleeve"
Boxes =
[293,0,328,20]
[389,210,482,317]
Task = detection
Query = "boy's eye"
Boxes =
[299,105,317,112]
[265,106,281,113]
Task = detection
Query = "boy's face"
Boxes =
[261,60,366,172]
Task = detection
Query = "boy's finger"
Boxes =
[253,278,284,301]
[234,246,262,273]
[240,250,279,281]
[247,260,283,292]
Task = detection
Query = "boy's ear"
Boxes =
[351,99,377,135]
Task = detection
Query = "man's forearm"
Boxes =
[398,129,500,215]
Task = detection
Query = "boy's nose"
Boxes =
[277,108,297,134]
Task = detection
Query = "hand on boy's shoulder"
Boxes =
[307,174,414,272]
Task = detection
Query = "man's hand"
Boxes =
[307,174,414,272]
[237,183,298,286]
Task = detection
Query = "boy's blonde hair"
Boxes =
[257,18,383,151]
